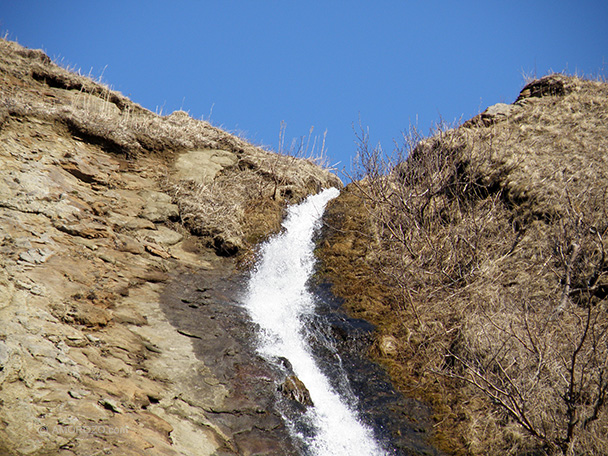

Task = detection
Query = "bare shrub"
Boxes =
[323,75,608,454]
[448,194,608,454]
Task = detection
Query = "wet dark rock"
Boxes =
[154,231,443,455]
[159,264,299,455]
[277,356,294,372]
[310,282,444,456]
[279,375,314,407]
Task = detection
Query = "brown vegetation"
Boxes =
[0,38,341,257]
[320,74,608,455]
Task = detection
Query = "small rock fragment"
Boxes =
[99,398,121,413]
[68,390,88,399]
[279,375,313,407]
[18,247,54,264]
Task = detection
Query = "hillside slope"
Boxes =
[0,38,339,456]
[320,74,608,455]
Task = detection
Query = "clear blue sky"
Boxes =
[2,1,607,177]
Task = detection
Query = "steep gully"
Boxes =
[161,188,440,455]
[243,188,384,455]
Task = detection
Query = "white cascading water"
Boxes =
[244,187,387,456]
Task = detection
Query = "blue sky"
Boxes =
[2,1,607,177]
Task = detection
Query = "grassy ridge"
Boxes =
[0,38,341,257]
[319,74,608,455]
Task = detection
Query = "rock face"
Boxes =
[0,38,340,456]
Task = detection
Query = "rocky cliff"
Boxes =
[0,38,340,456]
[320,74,608,455]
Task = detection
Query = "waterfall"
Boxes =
[243,187,387,456]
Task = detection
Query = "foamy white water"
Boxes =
[244,187,387,456]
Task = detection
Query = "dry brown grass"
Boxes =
[320,74,608,455]
[166,147,342,256]
[0,38,341,255]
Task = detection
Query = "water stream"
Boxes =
[243,188,388,456]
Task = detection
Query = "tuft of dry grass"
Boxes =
[165,146,342,256]
[319,74,608,455]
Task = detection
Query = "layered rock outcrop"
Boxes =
[0,38,340,456]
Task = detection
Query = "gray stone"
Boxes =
[482,103,518,119]
[18,248,54,264]
[85,334,100,344]
[20,336,60,359]
[57,415,80,426]
[114,233,145,254]
[68,390,89,399]
[139,190,180,223]
[56,353,76,366]
[172,149,238,185]
[137,226,183,246]
[99,398,121,413]
[0,341,9,368]
[108,212,155,230]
